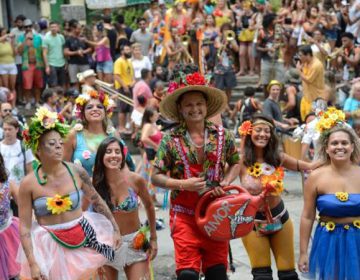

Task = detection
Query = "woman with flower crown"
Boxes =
[17,107,121,280]
[238,113,319,280]
[298,108,360,280]
[63,90,135,177]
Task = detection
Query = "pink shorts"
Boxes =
[22,64,43,90]
[170,211,229,274]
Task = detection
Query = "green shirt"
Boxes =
[42,32,65,67]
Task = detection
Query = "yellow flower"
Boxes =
[46,194,73,215]
[344,225,350,230]
[328,107,337,113]
[75,96,87,106]
[330,113,339,121]
[353,220,360,229]
[35,107,57,122]
[322,119,333,129]
[103,95,109,108]
[335,192,349,202]
[254,162,261,169]
[325,221,336,232]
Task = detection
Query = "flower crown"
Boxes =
[22,107,70,154]
[167,72,212,94]
[238,119,274,137]
[75,90,115,119]
[315,107,346,134]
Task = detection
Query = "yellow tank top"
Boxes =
[0,42,15,64]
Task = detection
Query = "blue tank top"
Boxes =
[317,194,360,217]
[72,132,107,176]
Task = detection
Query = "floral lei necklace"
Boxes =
[246,162,285,196]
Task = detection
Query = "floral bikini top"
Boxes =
[242,162,285,196]
[112,188,138,213]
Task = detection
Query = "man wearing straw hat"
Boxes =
[152,72,240,280]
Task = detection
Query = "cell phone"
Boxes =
[285,18,292,25]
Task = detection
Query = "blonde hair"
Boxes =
[350,82,360,98]
[318,124,360,164]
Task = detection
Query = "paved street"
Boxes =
[120,165,311,280]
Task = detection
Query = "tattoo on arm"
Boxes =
[74,165,120,233]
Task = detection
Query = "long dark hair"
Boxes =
[0,153,8,183]
[93,136,126,208]
[243,114,281,167]
[141,107,157,129]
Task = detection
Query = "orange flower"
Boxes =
[89,90,98,99]
[238,121,252,136]
[133,232,146,250]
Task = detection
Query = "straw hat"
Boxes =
[77,69,96,83]
[160,73,227,122]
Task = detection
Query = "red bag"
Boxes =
[195,186,264,241]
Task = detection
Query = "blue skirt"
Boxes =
[309,222,360,280]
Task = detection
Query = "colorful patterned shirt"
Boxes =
[153,121,239,210]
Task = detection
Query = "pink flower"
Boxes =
[167,82,179,94]
[82,150,91,160]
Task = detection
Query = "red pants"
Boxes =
[170,211,229,274]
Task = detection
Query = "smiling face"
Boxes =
[84,99,105,123]
[251,123,272,148]
[177,92,208,123]
[326,131,354,162]
[38,130,64,162]
[103,141,124,170]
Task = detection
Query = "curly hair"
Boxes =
[317,125,360,164]
[243,114,282,167]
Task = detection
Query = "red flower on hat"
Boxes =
[168,81,180,94]
[185,72,206,86]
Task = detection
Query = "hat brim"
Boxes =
[160,85,227,122]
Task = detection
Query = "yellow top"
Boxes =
[113,57,134,89]
[215,15,231,28]
[302,57,325,102]
[0,42,15,64]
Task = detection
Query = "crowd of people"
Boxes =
[0,0,360,279]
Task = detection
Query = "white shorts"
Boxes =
[0,63,18,75]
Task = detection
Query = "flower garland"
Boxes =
[246,162,285,196]
[167,72,212,94]
[22,107,70,155]
[315,107,346,133]
[320,220,360,231]
[75,90,115,119]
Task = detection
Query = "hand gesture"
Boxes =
[147,239,158,260]
[296,61,302,72]
[298,253,309,273]
[210,186,226,197]
[182,177,206,192]
[30,263,48,280]
[113,231,122,250]
[45,66,51,75]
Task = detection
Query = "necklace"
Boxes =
[186,129,208,149]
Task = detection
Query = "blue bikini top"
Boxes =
[317,194,360,217]
[33,190,83,217]
[112,188,138,213]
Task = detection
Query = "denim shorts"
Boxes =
[96,60,114,74]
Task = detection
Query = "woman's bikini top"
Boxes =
[33,190,83,217]
[112,188,138,213]
[317,194,360,218]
